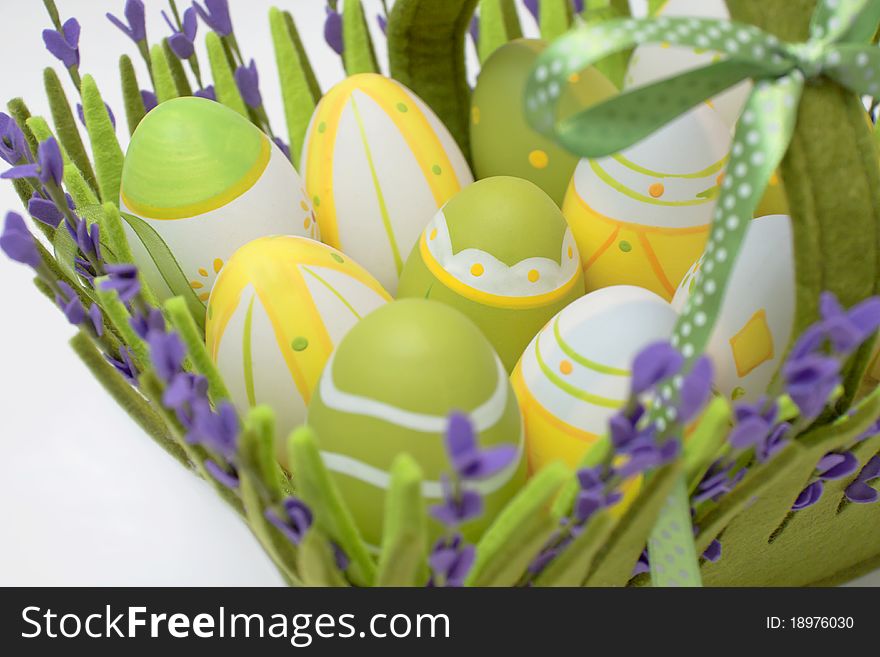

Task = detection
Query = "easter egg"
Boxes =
[206,236,391,463]
[397,177,585,372]
[562,104,730,301]
[470,39,617,206]
[624,0,751,128]
[301,73,474,295]
[307,299,526,548]
[120,97,317,303]
[512,286,678,473]
[672,214,795,402]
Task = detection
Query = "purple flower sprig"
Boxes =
[792,450,861,511]
[845,456,880,504]
[427,413,517,586]
[162,5,204,88]
[0,113,32,167]
[194,0,245,71]
[324,6,344,56]
[43,17,82,89]
[107,0,154,82]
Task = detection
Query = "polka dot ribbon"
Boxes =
[524,0,880,587]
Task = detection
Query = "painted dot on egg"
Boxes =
[331,252,345,264]
[198,267,208,277]
[303,217,310,230]
[313,196,321,207]
[568,246,573,259]
[472,106,481,125]
[471,263,485,277]
[528,269,540,283]
[559,360,573,375]
[291,336,309,352]
[318,122,327,134]
[300,200,310,212]
[529,150,550,169]
[568,72,580,83]
[432,165,443,176]
[396,102,409,113]
[213,258,224,274]
[649,182,665,198]
[619,240,632,253]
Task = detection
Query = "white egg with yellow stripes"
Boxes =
[562,104,730,301]
[512,286,678,473]
[672,214,795,403]
[205,236,391,464]
[301,73,474,294]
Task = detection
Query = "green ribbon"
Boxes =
[524,0,880,587]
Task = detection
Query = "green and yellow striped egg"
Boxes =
[512,286,678,473]
[307,299,526,548]
[470,39,617,206]
[301,73,474,295]
[120,97,317,303]
[206,236,391,464]
[397,177,585,373]
[562,104,730,301]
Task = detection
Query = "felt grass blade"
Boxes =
[164,296,230,402]
[284,11,321,102]
[533,511,615,587]
[162,39,193,97]
[25,116,67,163]
[64,163,100,209]
[582,4,633,90]
[466,462,569,587]
[120,55,147,136]
[376,455,428,587]
[388,0,479,157]
[119,211,206,329]
[69,331,190,468]
[150,44,180,104]
[684,396,732,491]
[477,0,522,64]
[7,98,39,158]
[269,7,318,164]
[298,530,350,587]
[342,0,380,75]
[93,280,150,370]
[81,75,124,206]
[242,405,293,500]
[52,226,96,303]
[96,201,134,266]
[539,0,573,41]
[10,178,32,210]
[205,31,248,118]
[288,426,376,586]
[44,67,98,192]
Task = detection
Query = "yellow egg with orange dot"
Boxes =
[470,39,617,206]
[398,176,585,372]
[512,286,678,473]
[206,236,391,464]
[301,73,473,295]
[119,97,318,304]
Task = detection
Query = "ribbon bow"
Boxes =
[525,0,880,587]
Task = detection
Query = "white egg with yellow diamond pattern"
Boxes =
[301,73,474,295]
[206,236,391,465]
[672,214,795,403]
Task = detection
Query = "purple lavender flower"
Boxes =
[138,91,157,113]
[819,292,880,355]
[2,137,64,186]
[43,18,81,69]
[632,548,650,575]
[0,212,40,268]
[163,372,208,410]
[693,460,745,503]
[429,534,475,587]
[324,6,344,55]
[631,341,684,395]
[194,85,216,101]
[678,356,713,423]
[272,137,291,161]
[187,400,240,459]
[816,451,859,481]
[106,347,138,384]
[265,497,313,545]
[204,459,239,489]
[429,476,483,526]
[792,480,824,511]
[55,281,86,326]
[106,0,147,44]
[468,15,480,47]
[101,263,140,303]
[70,217,101,260]
[609,404,647,451]
[131,307,165,339]
[845,456,880,504]
[702,538,722,563]
[377,13,388,35]
[524,0,540,22]
[234,59,262,110]
[193,0,233,37]
[89,303,103,337]
[615,438,679,480]
[444,412,516,480]
[0,113,30,165]
[77,102,117,131]
[756,421,790,463]
[28,192,73,229]
[782,353,841,420]
[163,7,199,60]
[147,330,186,383]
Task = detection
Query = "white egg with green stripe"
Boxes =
[512,286,678,473]
[307,299,526,549]
[301,74,474,294]
[206,236,391,465]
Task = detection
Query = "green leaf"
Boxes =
[120,55,147,136]
[69,331,189,469]
[287,426,376,586]
[298,529,350,587]
[388,0,479,158]
[540,0,573,41]
[269,7,318,164]
[376,454,428,586]
[533,511,615,586]
[467,462,569,587]
[477,0,522,64]
[164,296,230,402]
[342,0,380,75]
[162,38,193,97]
[81,75,124,206]
[685,396,732,491]
[205,31,248,118]
[64,163,100,209]
[150,43,180,104]
[119,211,206,329]
[7,97,39,158]
[44,67,98,192]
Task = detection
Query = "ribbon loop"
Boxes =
[786,41,829,79]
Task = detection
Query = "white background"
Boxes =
[0,0,876,586]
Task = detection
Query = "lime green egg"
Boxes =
[470,39,617,206]
[397,177,585,372]
[120,97,317,304]
[307,299,526,549]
